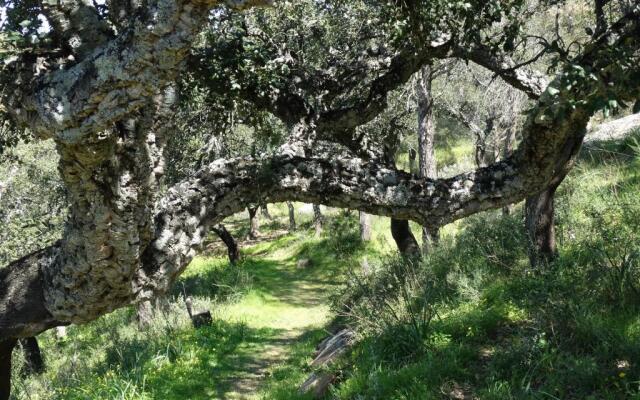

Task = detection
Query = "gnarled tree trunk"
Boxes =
[1,5,631,396]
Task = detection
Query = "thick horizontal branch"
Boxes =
[137,106,589,299]
[1,0,638,344]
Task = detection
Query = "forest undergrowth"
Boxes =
[9,131,640,399]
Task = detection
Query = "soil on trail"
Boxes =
[211,232,337,399]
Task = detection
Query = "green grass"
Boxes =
[317,131,640,400]
[11,132,640,399]
[11,205,376,400]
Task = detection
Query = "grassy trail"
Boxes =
[203,232,342,399]
[10,212,358,400]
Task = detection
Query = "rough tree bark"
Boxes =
[136,300,154,330]
[359,212,372,242]
[313,204,323,237]
[212,224,240,264]
[0,0,636,384]
[525,176,564,268]
[287,202,297,232]
[0,116,593,343]
[416,64,439,253]
[247,206,260,240]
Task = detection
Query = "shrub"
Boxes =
[324,212,364,257]
[334,257,447,361]
[581,194,640,308]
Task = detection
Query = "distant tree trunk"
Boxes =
[136,300,154,330]
[287,202,296,232]
[408,148,417,173]
[416,64,439,253]
[384,117,421,259]
[0,339,16,400]
[475,117,498,168]
[260,202,273,220]
[212,224,239,264]
[502,127,517,216]
[390,219,422,259]
[359,212,372,242]
[525,178,563,268]
[18,337,44,376]
[313,204,323,237]
[247,206,260,240]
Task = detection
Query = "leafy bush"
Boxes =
[324,212,364,257]
[580,194,640,307]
